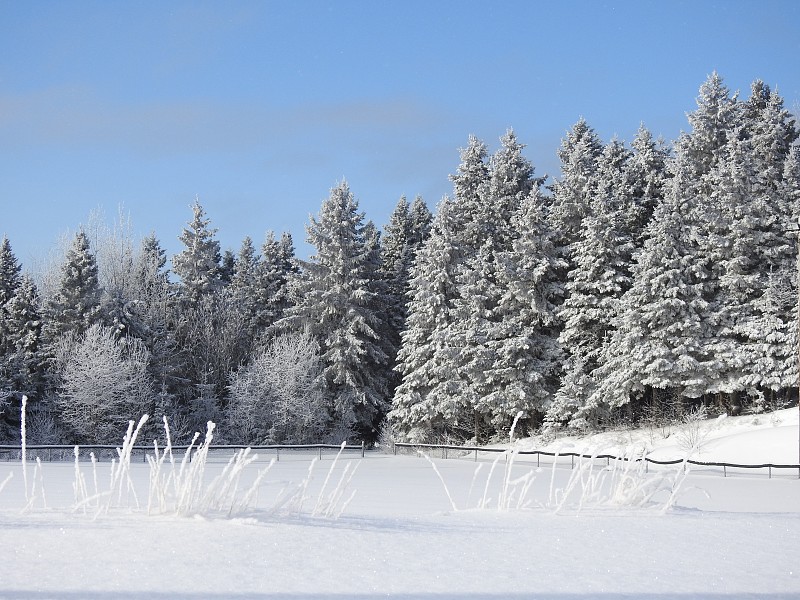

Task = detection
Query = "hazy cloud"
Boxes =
[0,86,451,158]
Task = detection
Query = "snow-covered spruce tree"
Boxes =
[549,118,604,272]
[415,133,514,441]
[172,199,222,306]
[684,71,741,180]
[548,139,636,428]
[409,195,433,248]
[390,198,465,441]
[393,131,542,441]
[130,234,182,422]
[275,181,388,441]
[591,74,750,418]
[743,271,797,409]
[53,323,154,444]
[450,130,541,437]
[2,275,44,400]
[227,331,327,444]
[44,230,102,342]
[252,231,296,333]
[706,85,799,406]
[627,124,670,248]
[0,236,22,357]
[590,138,716,414]
[229,236,261,342]
[481,187,564,432]
[0,237,22,312]
[381,196,414,339]
[379,195,432,395]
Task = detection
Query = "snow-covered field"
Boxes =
[1,410,799,599]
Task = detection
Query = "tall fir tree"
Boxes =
[549,118,604,271]
[253,231,296,333]
[549,139,636,427]
[483,187,564,432]
[276,181,388,440]
[172,199,222,305]
[390,198,465,440]
[0,237,22,356]
[408,195,433,248]
[45,231,102,341]
[627,125,670,248]
[379,195,432,396]
[590,139,716,412]
[1,275,44,400]
[230,236,261,331]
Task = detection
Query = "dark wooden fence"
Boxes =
[0,442,365,463]
[392,442,800,479]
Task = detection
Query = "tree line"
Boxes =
[1,73,798,445]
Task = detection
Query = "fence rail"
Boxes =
[0,442,366,463]
[392,442,800,479]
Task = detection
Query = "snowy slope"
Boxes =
[520,407,800,465]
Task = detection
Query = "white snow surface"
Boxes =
[0,409,799,599]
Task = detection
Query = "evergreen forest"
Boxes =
[1,73,798,445]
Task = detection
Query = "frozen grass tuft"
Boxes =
[423,441,696,515]
[12,412,356,522]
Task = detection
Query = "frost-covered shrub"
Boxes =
[53,324,154,444]
[227,331,327,444]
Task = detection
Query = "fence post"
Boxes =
[769,466,772,479]
[319,446,322,460]
[474,448,477,462]
[724,465,727,478]
[361,441,365,459]
[277,447,280,462]
[571,455,574,470]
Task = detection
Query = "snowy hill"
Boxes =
[518,407,800,465]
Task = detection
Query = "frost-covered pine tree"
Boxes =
[229,236,260,331]
[130,233,179,420]
[684,71,741,180]
[484,188,564,430]
[391,137,492,441]
[591,139,715,412]
[0,237,22,356]
[549,118,603,270]
[381,196,414,339]
[390,198,466,441]
[451,131,540,438]
[253,231,296,332]
[627,124,670,247]
[549,139,636,427]
[172,199,222,305]
[1,275,44,401]
[0,237,21,310]
[276,181,388,441]
[380,195,432,392]
[409,195,433,248]
[707,84,799,403]
[44,230,102,341]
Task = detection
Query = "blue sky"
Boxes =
[1,0,799,267]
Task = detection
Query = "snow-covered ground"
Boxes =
[1,410,799,599]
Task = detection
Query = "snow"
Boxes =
[1,411,799,598]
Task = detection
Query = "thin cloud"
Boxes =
[0,86,451,157]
